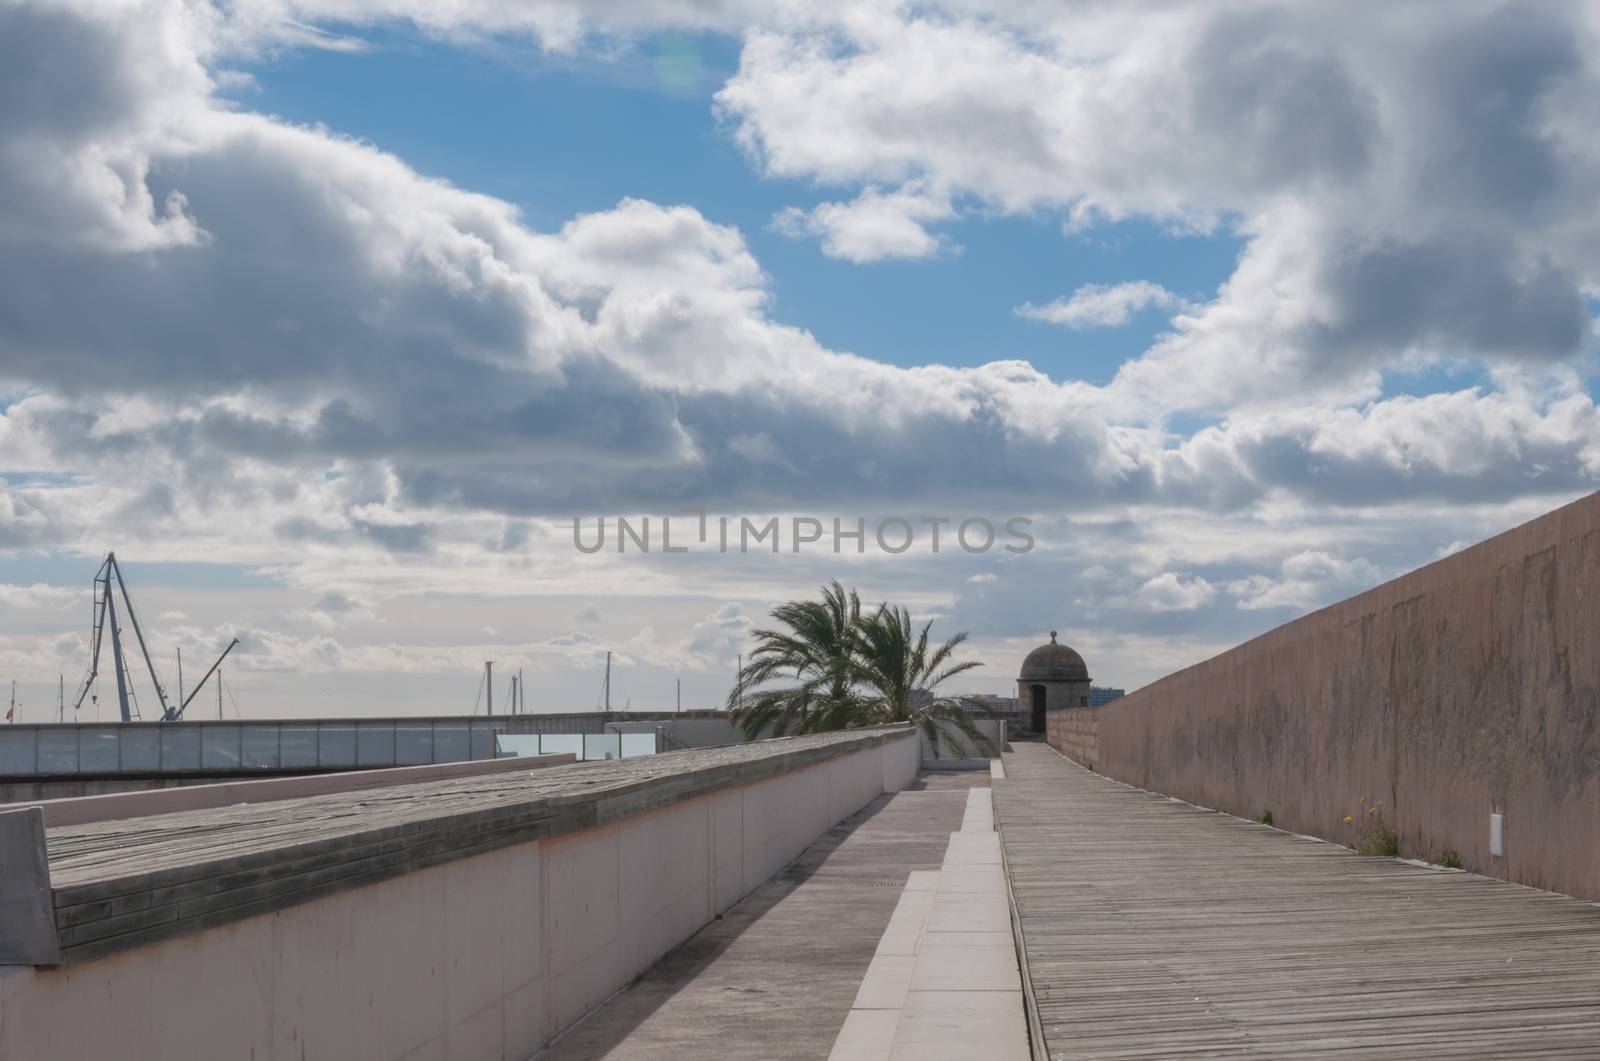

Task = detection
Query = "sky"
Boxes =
[2,0,1599,721]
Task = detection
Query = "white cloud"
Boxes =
[0,583,80,612]
[772,185,954,262]
[714,2,1600,412]
[1133,572,1217,613]
[1017,281,1182,329]
[1229,551,1383,611]
[1,0,1598,713]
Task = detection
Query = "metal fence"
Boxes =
[0,713,643,777]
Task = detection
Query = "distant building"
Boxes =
[1089,686,1125,708]
[961,694,1018,720]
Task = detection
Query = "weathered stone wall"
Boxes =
[1046,708,1099,771]
[1093,492,1600,898]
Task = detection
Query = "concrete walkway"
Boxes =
[996,743,1600,1060]
[539,773,984,1060]
[828,786,1030,1061]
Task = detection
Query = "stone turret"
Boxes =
[1016,631,1092,734]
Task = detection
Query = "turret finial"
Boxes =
[1049,630,1057,642]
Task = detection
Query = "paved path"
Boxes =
[541,773,984,1060]
[828,786,1029,1061]
[995,743,1600,1060]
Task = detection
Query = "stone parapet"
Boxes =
[1046,708,1099,771]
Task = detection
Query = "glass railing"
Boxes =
[0,716,647,776]
[495,732,658,761]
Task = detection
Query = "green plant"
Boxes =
[1255,809,1274,826]
[1356,825,1399,857]
[1439,849,1462,869]
[1342,795,1399,857]
[851,603,995,758]
[727,580,864,738]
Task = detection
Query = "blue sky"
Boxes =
[235,26,1243,383]
[1,1,1597,720]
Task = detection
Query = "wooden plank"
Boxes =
[994,744,1600,1059]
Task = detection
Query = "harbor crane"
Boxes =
[71,552,239,722]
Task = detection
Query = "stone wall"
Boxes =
[1089,492,1600,898]
[1046,708,1098,771]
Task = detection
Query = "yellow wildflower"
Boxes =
[1343,815,1353,824]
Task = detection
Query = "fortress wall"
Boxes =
[1060,493,1600,898]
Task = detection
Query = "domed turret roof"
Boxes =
[1019,632,1089,682]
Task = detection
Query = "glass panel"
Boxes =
[160,726,201,770]
[201,725,242,769]
[468,722,495,761]
[433,723,470,764]
[583,734,621,761]
[494,734,542,758]
[241,725,281,769]
[395,724,433,765]
[279,725,318,768]
[0,729,35,774]
[538,734,582,761]
[356,722,396,766]
[317,724,357,768]
[619,732,657,758]
[78,727,121,772]
[38,729,79,773]
[121,726,160,771]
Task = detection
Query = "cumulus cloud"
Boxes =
[3,0,1596,547]
[1228,551,1384,611]
[1018,281,1183,329]
[772,185,954,262]
[715,1,1600,411]
[0,583,81,611]
[1132,572,1217,613]
[1,0,1598,711]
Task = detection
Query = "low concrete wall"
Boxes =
[919,719,1007,769]
[1054,492,1600,898]
[0,729,919,1060]
[2,752,574,828]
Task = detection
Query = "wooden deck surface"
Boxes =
[994,743,1600,1059]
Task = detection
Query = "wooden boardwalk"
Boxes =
[994,744,1600,1059]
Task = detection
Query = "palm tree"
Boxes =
[729,586,997,756]
[728,580,864,739]
[852,604,997,758]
